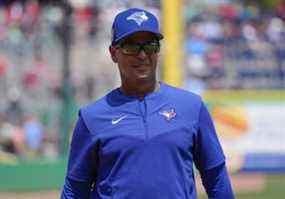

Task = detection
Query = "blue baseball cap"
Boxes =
[111,8,163,45]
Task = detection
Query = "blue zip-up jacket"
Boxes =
[61,82,234,199]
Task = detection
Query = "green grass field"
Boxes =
[200,175,285,199]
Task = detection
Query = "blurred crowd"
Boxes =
[184,1,285,92]
[0,0,285,161]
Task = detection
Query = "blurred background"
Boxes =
[0,0,284,198]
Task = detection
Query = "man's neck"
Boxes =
[120,80,160,100]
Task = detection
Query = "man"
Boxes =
[61,8,235,199]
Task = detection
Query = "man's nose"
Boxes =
[137,49,148,60]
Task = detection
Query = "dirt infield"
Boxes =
[0,174,266,199]
[0,191,60,199]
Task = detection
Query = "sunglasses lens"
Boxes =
[144,43,159,54]
[120,41,159,55]
[121,43,140,55]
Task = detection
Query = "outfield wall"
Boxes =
[203,90,285,173]
[0,158,66,192]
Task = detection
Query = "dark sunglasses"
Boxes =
[116,40,160,56]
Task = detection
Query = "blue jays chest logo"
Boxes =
[127,11,149,26]
[159,108,177,121]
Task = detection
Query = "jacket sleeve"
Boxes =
[61,176,92,199]
[193,102,235,198]
[201,162,235,198]
[61,111,98,199]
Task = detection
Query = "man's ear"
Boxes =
[109,46,118,63]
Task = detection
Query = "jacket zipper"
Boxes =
[143,99,149,140]
[138,99,149,140]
